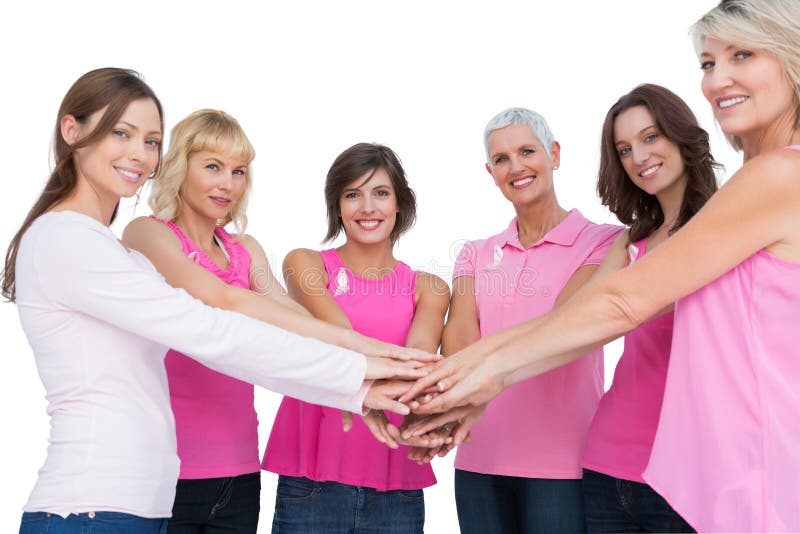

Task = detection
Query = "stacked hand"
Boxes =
[352,341,504,460]
[399,344,505,413]
[404,405,485,464]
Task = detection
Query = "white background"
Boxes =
[0,1,739,532]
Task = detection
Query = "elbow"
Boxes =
[601,286,648,334]
[216,285,245,313]
[406,320,444,353]
[440,326,457,356]
[441,322,476,356]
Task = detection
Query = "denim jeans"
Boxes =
[271,475,425,533]
[582,469,695,533]
[19,511,167,533]
[168,472,261,533]
[454,469,585,534]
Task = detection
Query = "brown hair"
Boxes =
[597,84,720,244]
[324,143,416,244]
[2,67,163,301]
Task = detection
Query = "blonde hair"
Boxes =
[691,0,800,151]
[149,109,255,232]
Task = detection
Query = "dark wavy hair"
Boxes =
[324,143,416,244]
[598,84,720,244]
[2,68,163,301]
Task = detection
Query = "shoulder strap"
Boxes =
[319,248,344,276]
[149,215,195,257]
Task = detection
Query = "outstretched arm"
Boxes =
[405,149,800,413]
[122,218,434,365]
[33,219,383,413]
[404,238,627,453]
[243,235,310,317]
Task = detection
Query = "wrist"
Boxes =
[342,329,362,352]
[488,347,514,389]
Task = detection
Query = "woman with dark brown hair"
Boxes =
[581,84,717,533]
[263,143,450,533]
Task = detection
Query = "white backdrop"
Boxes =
[0,1,740,532]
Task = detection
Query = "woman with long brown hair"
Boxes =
[580,83,717,533]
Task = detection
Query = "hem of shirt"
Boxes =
[580,460,646,484]
[179,461,262,480]
[262,464,436,491]
[641,472,701,532]
[453,462,582,480]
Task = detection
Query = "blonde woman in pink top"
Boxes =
[580,84,718,533]
[263,143,450,533]
[403,0,800,531]
[122,109,305,532]
[434,108,620,534]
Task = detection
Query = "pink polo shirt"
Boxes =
[454,210,621,478]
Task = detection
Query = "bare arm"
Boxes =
[408,149,800,412]
[440,275,480,356]
[403,247,618,449]
[504,150,800,382]
[405,272,450,353]
[282,250,444,437]
[282,248,352,328]
[242,235,310,317]
[123,218,353,347]
[404,250,621,439]
[122,218,433,364]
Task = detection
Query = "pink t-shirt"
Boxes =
[643,245,800,532]
[582,238,674,483]
[262,249,436,491]
[454,210,621,478]
[159,219,261,479]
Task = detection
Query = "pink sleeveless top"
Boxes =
[643,148,800,532]
[158,218,261,479]
[262,248,436,491]
[582,238,674,483]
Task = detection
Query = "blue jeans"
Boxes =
[455,469,585,534]
[271,475,425,533]
[582,469,695,533]
[19,511,167,533]
[168,472,261,533]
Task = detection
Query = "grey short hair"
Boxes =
[484,107,555,166]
